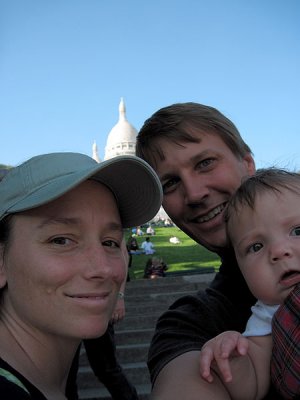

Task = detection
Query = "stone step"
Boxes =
[126,272,215,288]
[78,383,151,400]
[80,342,150,365]
[124,286,207,308]
[115,313,163,330]
[125,273,215,291]
[124,281,206,297]
[124,293,195,311]
[78,362,150,387]
[116,290,207,330]
[122,289,207,313]
[115,328,154,345]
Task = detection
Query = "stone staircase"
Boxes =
[77,272,215,400]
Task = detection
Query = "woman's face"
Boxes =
[0,180,126,340]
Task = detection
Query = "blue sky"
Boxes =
[1,0,299,170]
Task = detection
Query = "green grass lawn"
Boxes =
[125,227,221,279]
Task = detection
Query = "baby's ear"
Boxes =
[0,245,8,289]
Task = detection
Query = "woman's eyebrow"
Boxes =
[37,217,81,229]
[37,217,123,233]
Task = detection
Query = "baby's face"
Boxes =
[228,188,300,305]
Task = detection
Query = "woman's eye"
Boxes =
[291,226,300,236]
[51,237,71,245]
[248,243,263,253]
[103,240,119,248]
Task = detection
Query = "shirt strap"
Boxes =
[0,367,30,394]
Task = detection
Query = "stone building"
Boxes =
[92,98,137,162]
[92,98,169,222]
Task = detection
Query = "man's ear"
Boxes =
[243,153,256,176]
[0,245,8,289]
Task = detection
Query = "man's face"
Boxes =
[153,131,255,252]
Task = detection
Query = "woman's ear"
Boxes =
[0,245,8,289]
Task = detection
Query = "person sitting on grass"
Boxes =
[141,236,155,255]
[127,235,139,253]
[144,257,168,279]
[146,225,155,235]
[199,168,300,400]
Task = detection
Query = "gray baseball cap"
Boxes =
[0,152,163,228]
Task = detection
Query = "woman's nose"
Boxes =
[83,246,112,278]
[83,245,126,283]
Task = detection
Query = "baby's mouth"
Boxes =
[280,270,300,287]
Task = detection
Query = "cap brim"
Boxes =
[6,156,162,228]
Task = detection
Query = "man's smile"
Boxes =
[189,203,226,224]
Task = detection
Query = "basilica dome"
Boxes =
[92,98,166,223]
[104,98,137,160]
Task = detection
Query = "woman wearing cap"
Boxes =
[0,152,162,399]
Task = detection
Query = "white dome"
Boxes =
[106,120,137,146]
[104,98,137,160]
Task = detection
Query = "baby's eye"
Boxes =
[291,226,300,236]
[248,243,263,253]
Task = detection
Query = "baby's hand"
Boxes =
[199,331,249,383]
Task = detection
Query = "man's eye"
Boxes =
[248,243,263,253]
[162,178,179,193]
[291,226,300,236]
[198,158,214,169]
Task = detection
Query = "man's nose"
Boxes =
[183,176,209,206]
